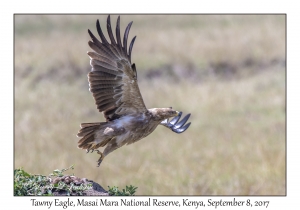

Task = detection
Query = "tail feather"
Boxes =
[78,131,95,145]
[77,126,98,137]
[77,122,106,150]
[80,122,102,128]
[78,133,95,150]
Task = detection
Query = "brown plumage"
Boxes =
[77,15,191,167]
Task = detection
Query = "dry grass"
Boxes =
[14,14,285,195]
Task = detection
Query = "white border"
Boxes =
[3,0,299,209]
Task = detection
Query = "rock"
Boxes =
[50,176,109,196]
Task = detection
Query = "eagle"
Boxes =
[77,15,191,167]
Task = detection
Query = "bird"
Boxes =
[77,15,191,167]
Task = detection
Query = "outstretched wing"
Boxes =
[87,15,147,121]
[160,112,191,133]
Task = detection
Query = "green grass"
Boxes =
[108,185,138,196]
[14,15,285,195]
[14,166,92,196]
[14,166,137,196]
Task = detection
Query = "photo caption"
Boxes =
[30,197,270,209]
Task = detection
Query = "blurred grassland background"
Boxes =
[14,15,286,195]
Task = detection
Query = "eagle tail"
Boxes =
[77,122,106,150]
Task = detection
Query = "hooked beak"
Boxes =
[175,111,180,116]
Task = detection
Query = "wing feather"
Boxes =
[88,41,117,60]
[87,15,147,121]
[96,19,109,45]
[123,21,133,55]
[106,15,117,45]
[115,16,123,53]
[128,36,136,63]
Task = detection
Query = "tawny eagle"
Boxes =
[77,15,191,167]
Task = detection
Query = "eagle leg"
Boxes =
[161,112,191,134]
[96,150,104,167]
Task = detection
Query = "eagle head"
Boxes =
[148,107,179,122]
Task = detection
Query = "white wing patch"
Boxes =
[115,115,135,128]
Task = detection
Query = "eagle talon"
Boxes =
[97,159,103,167]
